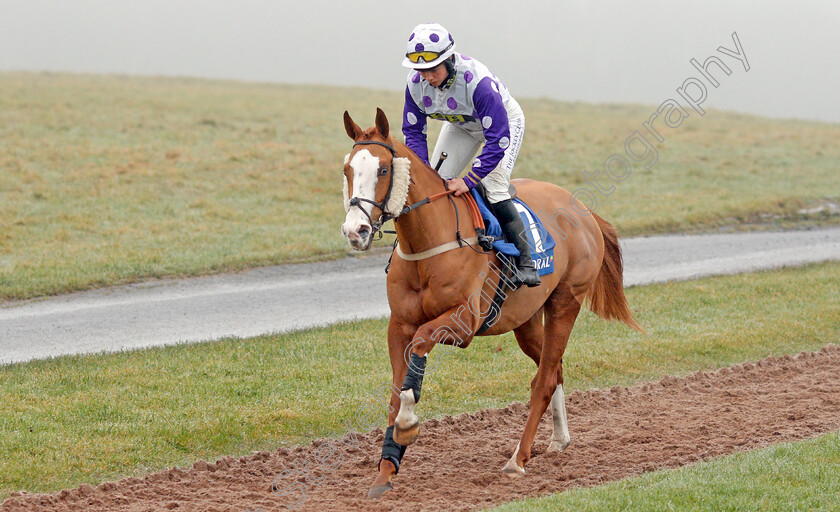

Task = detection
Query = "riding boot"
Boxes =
[491,199,541,287]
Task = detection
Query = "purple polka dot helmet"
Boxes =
[402,23,456,69]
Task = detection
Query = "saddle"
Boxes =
[469,188,556,275]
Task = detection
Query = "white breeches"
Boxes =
[431,101,525,205]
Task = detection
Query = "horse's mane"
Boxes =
[389,137,440,181]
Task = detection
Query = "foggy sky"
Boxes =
[2,0,839,123]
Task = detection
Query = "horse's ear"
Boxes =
[343,111,363,140]
[375,108,390,139]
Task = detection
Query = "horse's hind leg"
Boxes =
[513,307,544,367]
[513,308,568,452]
[503,284,581,476]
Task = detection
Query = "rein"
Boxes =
[395,191,486,261]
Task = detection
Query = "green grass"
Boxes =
[1,262,838,498]
[1,72,839,300]
[486,431,840,512]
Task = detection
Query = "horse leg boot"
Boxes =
[492,199,541,287]
[368,428,405,499]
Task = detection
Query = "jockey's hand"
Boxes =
[446,178,470,196]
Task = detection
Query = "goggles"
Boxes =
[405,41,453,64]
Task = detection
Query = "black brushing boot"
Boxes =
[492,199,541,287]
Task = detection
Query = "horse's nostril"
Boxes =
[358,226,371,238]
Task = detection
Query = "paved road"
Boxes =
[2,228,839,365]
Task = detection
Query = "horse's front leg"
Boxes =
[369,305,473,499]
[394,304,473,445]
[368,319,413,499]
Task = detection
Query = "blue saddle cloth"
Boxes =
[470,189,556,276]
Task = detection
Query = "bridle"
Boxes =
[347,140,399,236]
[347,140,456,239]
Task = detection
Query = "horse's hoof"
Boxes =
[393,421,419,446]
[501,461,526,477]
[547,439,570,453]
[502,441,526,477]
[367,482,394,499]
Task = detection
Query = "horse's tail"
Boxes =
[585,213,645,332]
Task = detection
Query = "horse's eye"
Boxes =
[378,167,389,177]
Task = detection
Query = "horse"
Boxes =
[340,108,642,499]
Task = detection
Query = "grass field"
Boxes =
[1,72,839,300]
[1,262,838,499]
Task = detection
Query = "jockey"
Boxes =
[401,23,540,287]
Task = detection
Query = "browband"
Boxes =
[353,140,396,157]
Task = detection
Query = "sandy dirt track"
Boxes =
[3,345,839,512]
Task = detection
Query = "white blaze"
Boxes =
[342,149,380,237]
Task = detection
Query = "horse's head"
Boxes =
[340,108,411,251]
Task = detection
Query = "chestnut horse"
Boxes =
[341,109,641,499]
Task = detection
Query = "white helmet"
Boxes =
[402,23,456,69]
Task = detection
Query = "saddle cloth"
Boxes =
[470,189,556,276]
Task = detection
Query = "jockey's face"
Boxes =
[418,63,448,88]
